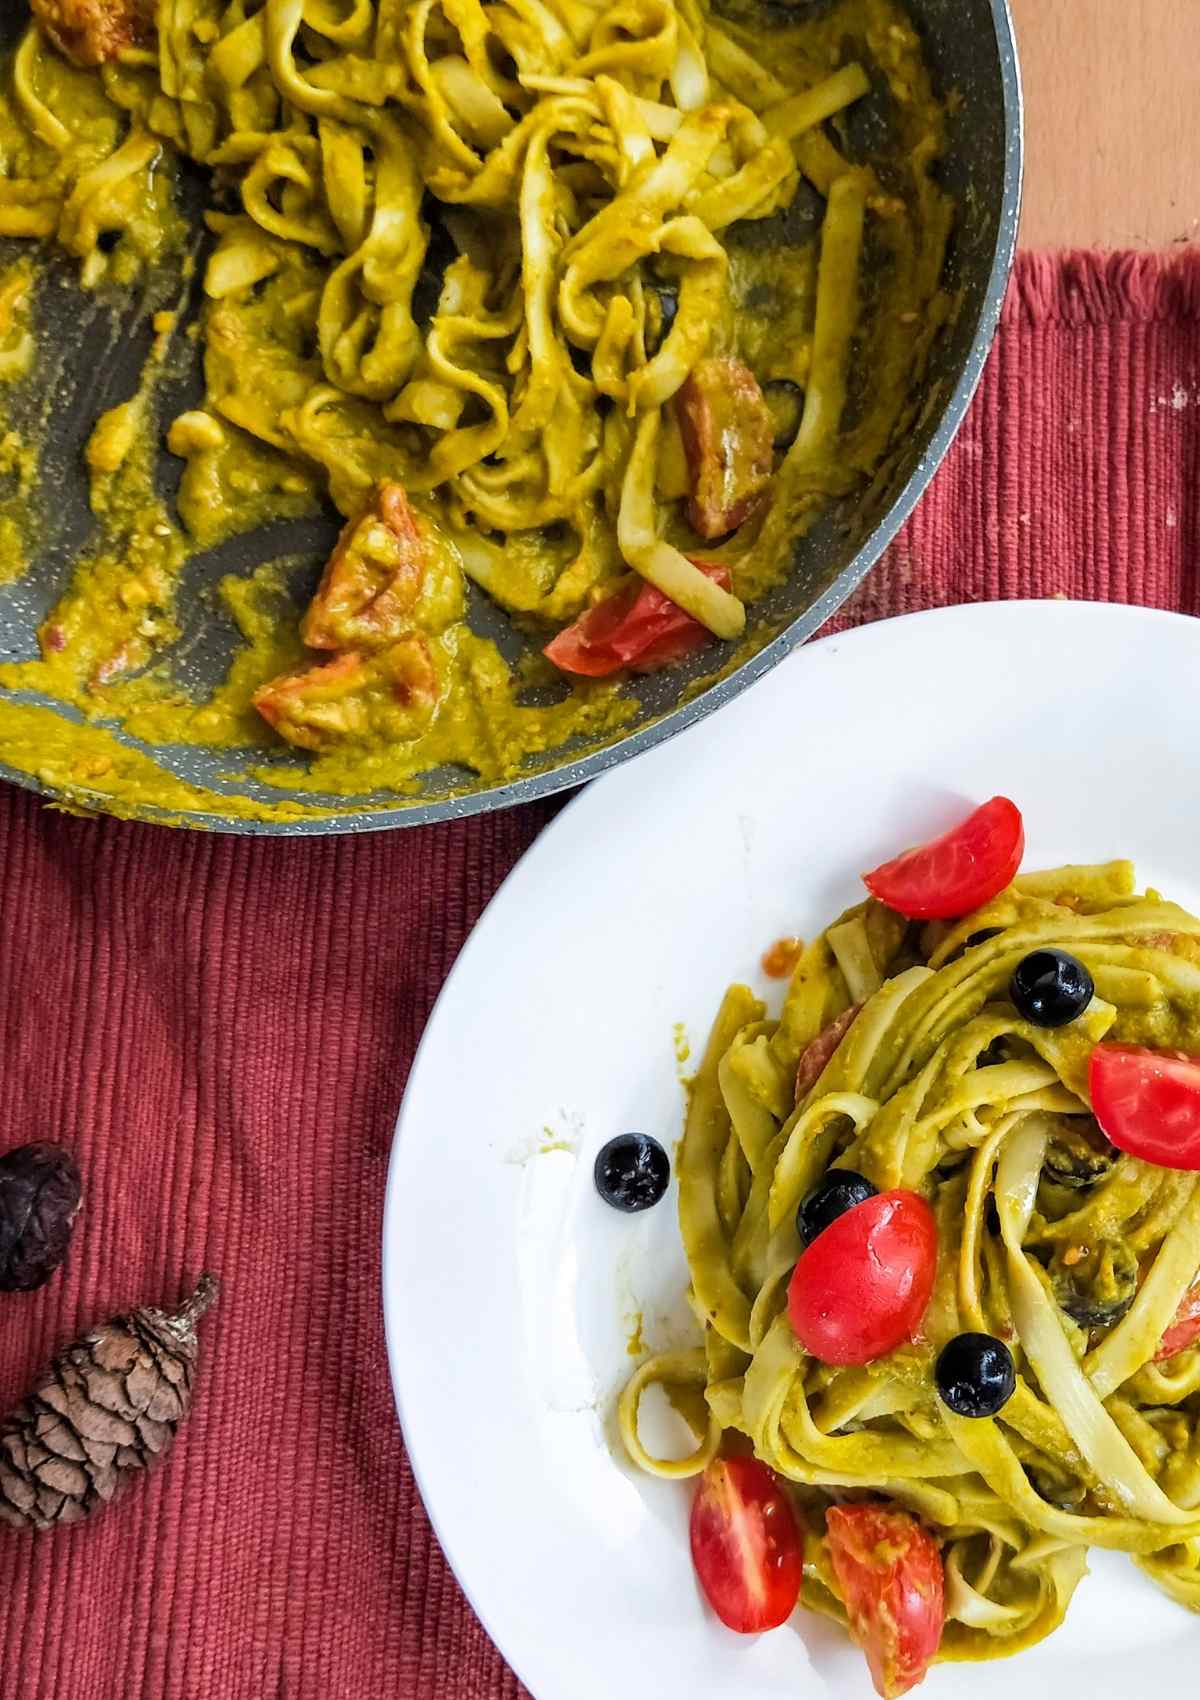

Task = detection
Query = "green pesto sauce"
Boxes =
[0,259,38,584]
[0,693,330,823]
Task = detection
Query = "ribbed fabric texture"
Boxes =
[0,250,1197,1698]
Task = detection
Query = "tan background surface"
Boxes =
[1012,0,1199,249]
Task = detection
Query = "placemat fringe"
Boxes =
[1005,248,1200,326]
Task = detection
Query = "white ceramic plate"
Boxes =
[384,601,1200,1700]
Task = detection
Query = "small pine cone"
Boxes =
[0,1275,218,1531]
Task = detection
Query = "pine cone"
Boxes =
[0,1275,218,1530]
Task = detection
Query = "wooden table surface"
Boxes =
[1012,0,1199,249]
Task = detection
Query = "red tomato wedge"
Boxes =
[788,1191,936,1366]
[689,1457,803,1633]
[302,481,427,653]
[825,1504,945,1699]
[1156,1283,1200,1361]
[862,798,1024,920]
[543,565,732,678]
[1090,1044,1200,1171]
[675,357,774,539]
[32,0,151,66]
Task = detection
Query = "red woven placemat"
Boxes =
[1,250,1198,1700]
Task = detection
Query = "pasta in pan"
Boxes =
[0,0,951,802]
[621,848,1200,1687]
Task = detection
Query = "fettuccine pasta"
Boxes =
[621,857,1200,1678]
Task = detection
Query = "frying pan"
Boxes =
[0,0,1022,834]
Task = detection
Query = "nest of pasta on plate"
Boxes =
[620,807,1200,1696]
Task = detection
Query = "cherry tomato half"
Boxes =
[862,798,1024,921]
[689,1457,803,1633]
[1090,1044,1200,1171]
[543,565,732,678]
[1156,1283,1200,1361]
[825,1504,945,1699]
[788,1190,936,1366]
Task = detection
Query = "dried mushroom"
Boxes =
[0,1143,82,1292]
